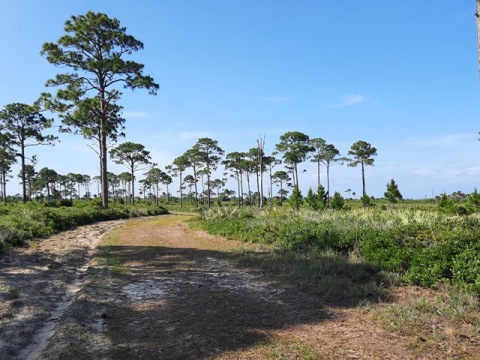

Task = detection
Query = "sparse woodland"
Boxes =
[0,10,479,359]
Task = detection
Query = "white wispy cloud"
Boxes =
[123,111,152,119]
[265,95,295,103]
[328,95,366,108]
[147,131,214,148]
[413,167,439,177]
[407,133,476,147]
[465,166,480,176]
[412,165,480,181]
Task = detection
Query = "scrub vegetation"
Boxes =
[193,206,480,296]
[0,200,167,252]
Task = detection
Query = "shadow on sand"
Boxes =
[79,243,394,359]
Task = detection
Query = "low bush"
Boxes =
[196,207,480,295]
[0,202,168,251]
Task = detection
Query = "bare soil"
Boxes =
[0,215,478,359]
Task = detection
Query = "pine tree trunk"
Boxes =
[317,161,321,188]
[255,168,260,207]
[100,129,109,208]
[179,171,183,208]
[269,168,273,206]
[206,169,211,208]
[1,170,6,202]
[257,135,265,208]
[280,182,283,205]
[361,161,366,196]
[193,165,198,207]
[240,172,244,206]
[246,174,251,206]
[21,144,27,203]
[131,167,135,205]
[237,172,241,208]
[326,164,331,205]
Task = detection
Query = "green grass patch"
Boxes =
[95,247,126,276]
[263,338,319,359]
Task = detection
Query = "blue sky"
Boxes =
[0,1,479,199]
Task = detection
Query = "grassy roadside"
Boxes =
[190,208,480,357]
[0,202,168,252]
[194,207,480,294]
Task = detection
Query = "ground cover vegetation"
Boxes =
[193,206,480,297]
[0,200,167,252]
[188,207,480,355]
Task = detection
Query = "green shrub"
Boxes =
[289,185,303,210]
[277,220,323,250]
[359,227,414,272]
[330,192,345,210]
[195,207,480,294]
[0,203,168,252]
[451,245,480,294]
[361,194,372,207]
[404,247,452,286]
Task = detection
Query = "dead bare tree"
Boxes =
[257,134,266,208]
